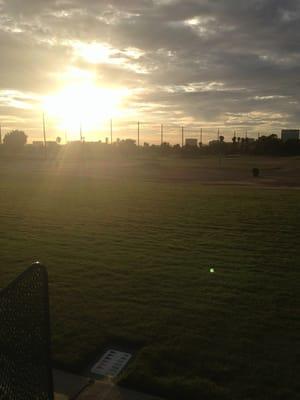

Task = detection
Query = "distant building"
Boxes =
[45,141,58,148]
[185,138,198,147]
[32,141,58,149]
[32,141,44,147]
[121,139,136,146]
[281,129,299,142]
[208,140,219,146]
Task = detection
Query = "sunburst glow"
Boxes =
[43,72,129,137]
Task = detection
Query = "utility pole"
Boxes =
[200,128,203,146]
[0,123,2,144]
[181,126,184,147]
[160,124,164,146]
[43,113,46,146]
[80,122,83,142]
[110,119,113,144]
[137,121,140,147]
[43,113,47,159]
[217,127,222,168]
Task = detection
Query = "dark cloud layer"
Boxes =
[0,0,300,136]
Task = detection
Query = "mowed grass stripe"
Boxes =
[0,170,299,399]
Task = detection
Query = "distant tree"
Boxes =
[252,168,260,177]
[232,136,237,144]
[219,135,225,143]
[269,134,278,140]
[56,136,62,144]
[3,130,27,149]
[121,139,136,147]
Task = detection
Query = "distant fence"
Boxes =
[61,122,266,146]
[1,118,282,146]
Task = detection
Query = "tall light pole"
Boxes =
[0,123,2,144]
[110,119,113,144]
[160,124,164,146]
[80,122,83,142]
[181,126,184,147]
[137,121,140,146]
[43,113,47,159]
[200,128,203,146]
[43,113,46,146]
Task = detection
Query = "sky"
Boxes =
[0,0,299,143]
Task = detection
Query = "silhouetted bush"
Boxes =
[3,130,27,149]
[252,168,260,177]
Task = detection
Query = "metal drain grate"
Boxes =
[91,350,132,378]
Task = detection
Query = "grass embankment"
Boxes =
[0,159,299,399]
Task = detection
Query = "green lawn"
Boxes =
[0,159,299,399]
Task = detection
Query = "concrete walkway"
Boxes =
[54,395,69,400]
[53,369,92,399]
[54,369,164,400]
[77,380,164,400]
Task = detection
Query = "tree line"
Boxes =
[1,129,300,157]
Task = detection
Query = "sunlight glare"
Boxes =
[43,74,129,136]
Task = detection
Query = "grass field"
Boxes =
[0,157,299,399]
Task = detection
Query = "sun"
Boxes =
[43,74,128,137]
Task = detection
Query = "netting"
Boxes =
[0,264,53,400]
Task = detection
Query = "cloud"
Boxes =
[0,0,299,139]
